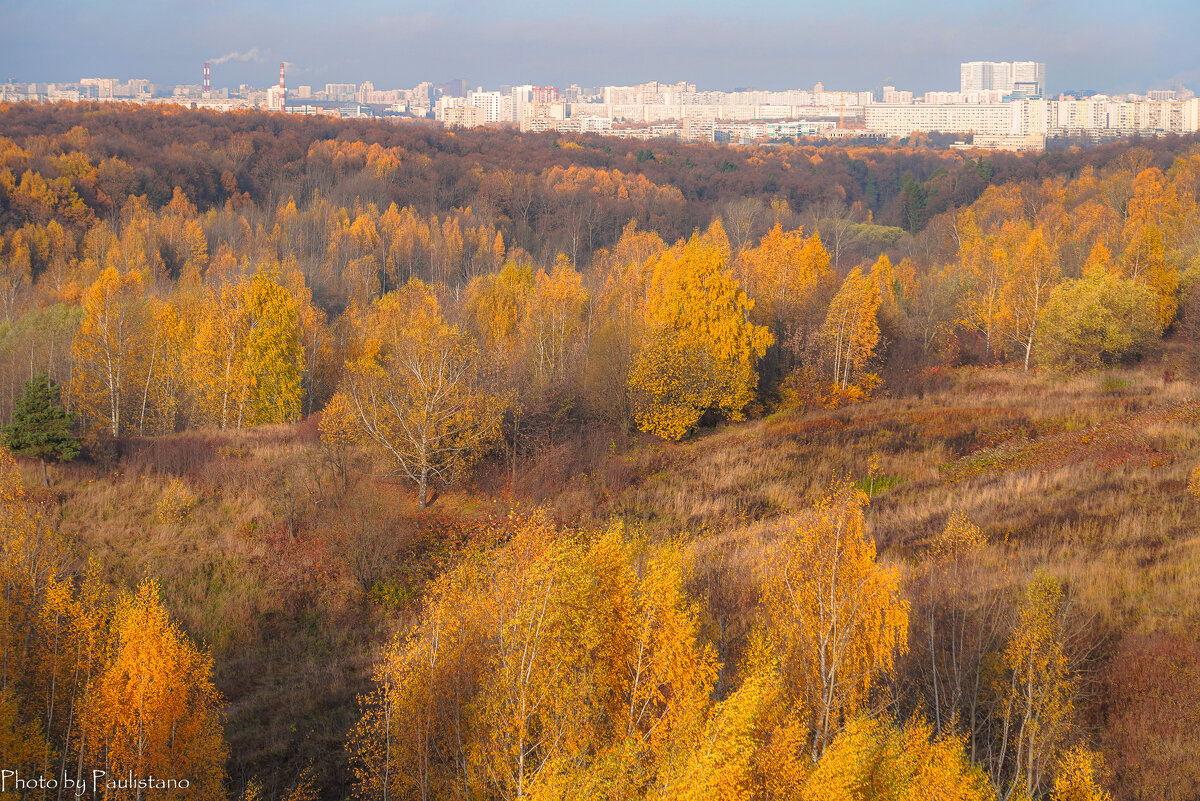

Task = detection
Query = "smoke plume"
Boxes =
[209,48,262,66]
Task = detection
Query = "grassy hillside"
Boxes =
[17,363,1199,799]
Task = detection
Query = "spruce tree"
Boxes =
[1,372,80,487]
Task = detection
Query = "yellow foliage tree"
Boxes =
[0,688,47,801]
[627,330,721,442]
[956,210,1005,358]
[1051,746,1111,801]
[39,566,112,786]
[192,277,251,429]
[1119,223,1178,330]
[335,279,505,507]
[629,234,773,440]
[996,225,1061,370]
[242,272,305,425]
[735,222,832,328]
[521,260,588,384]
[1036,255,1161,370]
[652,652,781,801]
[818,263,882,397]
[760,482,908,760]
[192,270,305,428]
[992,571,1074,801]
[464,259,534,360]
[349,515,718,801]
[72,266,150,436]
[800,717,995,801]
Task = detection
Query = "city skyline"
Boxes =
[2,0,1199,94]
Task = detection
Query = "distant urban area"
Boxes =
[4,59,1198,151]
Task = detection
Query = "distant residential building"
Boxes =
[80,78,117,99]
[865,103,1012,136]
[953,134,1047,152]
[681,117,715,142]
[882,85,913,104]
[519,100,569,131]
[1186,99,1200,133]
[468,90,506,123]
[510,84,533,122]
[764,120,838,139]
[961,61,1045,97]
[338,105,374,119]
[443,106,487,128]
[324,83,357,102]
[924,91,964,104]
[1011,62,1046,96]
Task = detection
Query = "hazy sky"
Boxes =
[3,0,1197,94]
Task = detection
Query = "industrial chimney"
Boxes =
[203,61,211,97]
[279,62,286,112]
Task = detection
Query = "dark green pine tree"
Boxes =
[1,372,80,487]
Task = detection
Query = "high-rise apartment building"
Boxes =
[961,62,1045,97]
[324,83,357,102]
[510,85,534,122]
[468,90,505,123]
[1010,62,1046,96]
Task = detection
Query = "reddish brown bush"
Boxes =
[1102,630,1200,801]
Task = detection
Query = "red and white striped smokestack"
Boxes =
[279,62,286,111]
[203,62,211,96]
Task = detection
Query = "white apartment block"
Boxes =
[870,96,1200,140]
[682,118,715,142]
[519,101,570,131]
[960,61,1045,97]
[80,78,117,99]
[467,90,507,123]
[864,103,1013,136]
[1011,62,1046,95]
[924,91,963,104]
[523,116,614,135]
[510,85,534,123]
[442,106,487,128]
[954,134,1047,153]
[1186,99,1200,134]
[1012,97,1199,135]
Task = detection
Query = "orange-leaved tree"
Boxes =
[80,580,227,800]
[734,222,832,331]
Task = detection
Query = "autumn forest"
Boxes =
[2,102,1200,801]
